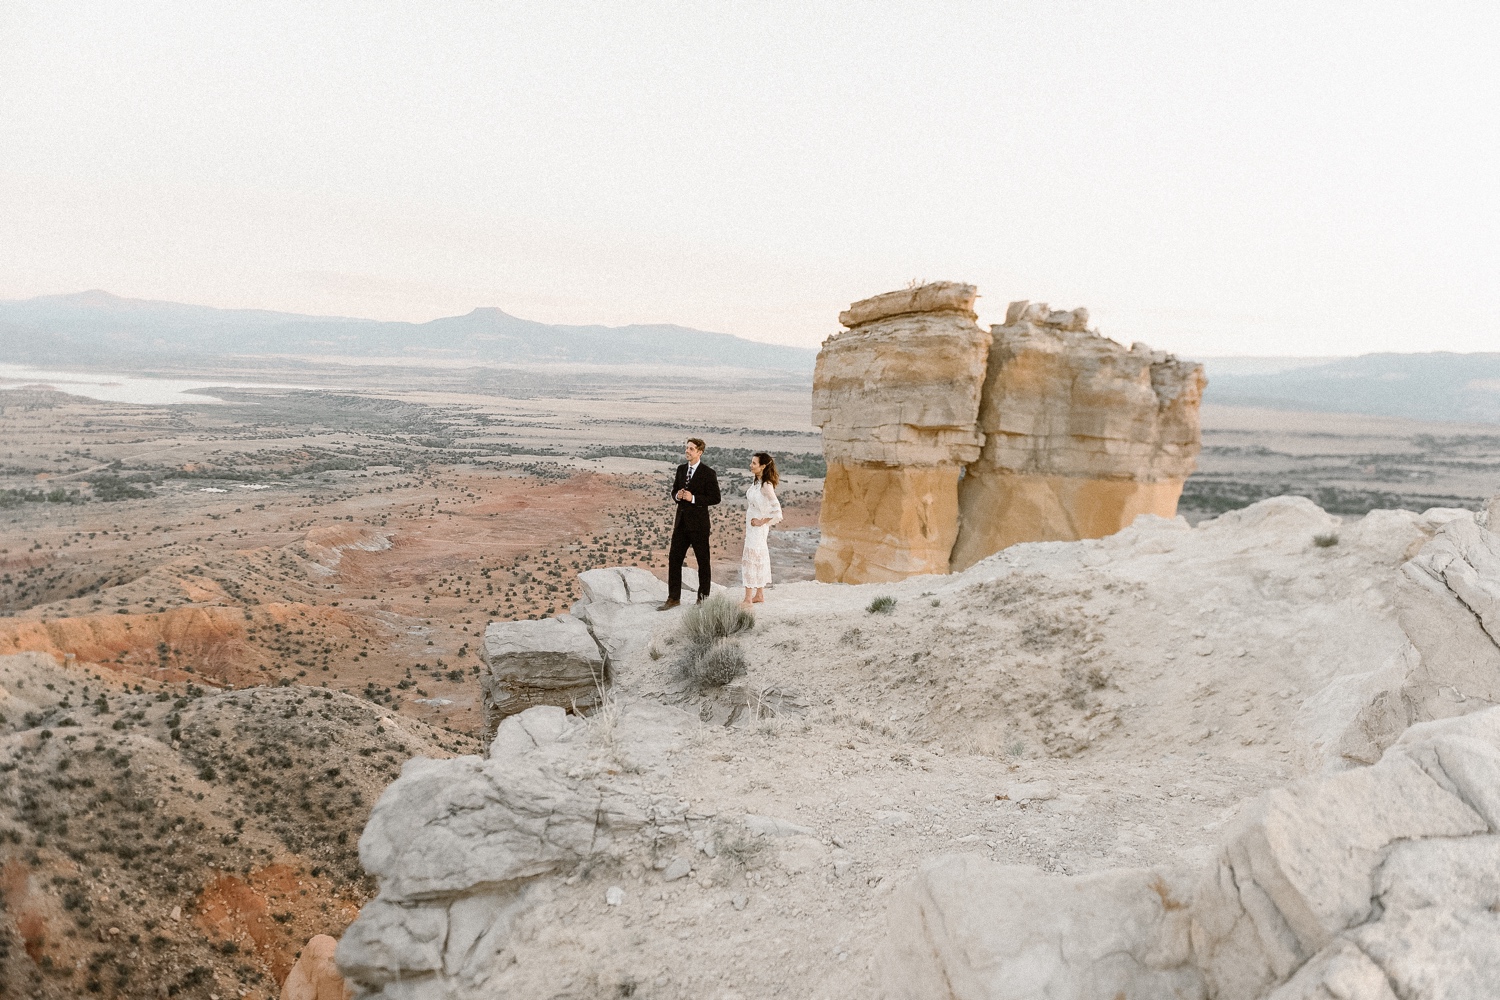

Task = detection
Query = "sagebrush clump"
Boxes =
[672,595,754,689]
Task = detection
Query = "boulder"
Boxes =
[838,281,980,328]
[479,616,605,734]
[576,566,668,606]
[881,707,1500,1000]
[950,307,1205,570]
[281,934,352,1000]
[883,856,1204,1000]
[337,701,690,996]
[1188,752,1485,998]
[813,282,991,582]
[1336,515,1500,762]
[1477,492,1499,529]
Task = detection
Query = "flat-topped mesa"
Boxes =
[812,282,992,583]
[948,300,1206,570]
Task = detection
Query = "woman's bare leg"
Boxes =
[742,588,755,606]
[752,588,765,603]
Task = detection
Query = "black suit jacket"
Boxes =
[670,462,721,525]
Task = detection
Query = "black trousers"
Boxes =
[667,515,711,599]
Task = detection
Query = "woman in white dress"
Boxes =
[740,452,783,606]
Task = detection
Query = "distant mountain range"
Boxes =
[3,292,1497,425]
[1200,353,1500,425]
[0,290,818,371]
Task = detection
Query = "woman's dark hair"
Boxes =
[753,452,779,488]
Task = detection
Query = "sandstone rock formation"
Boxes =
[882,706,1500,1000]
[479,615,607,734]
[812,282,992,582]
[812,285,1205,582]
[281,934,353,1000]
[950,300,1206,570]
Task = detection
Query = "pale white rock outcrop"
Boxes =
[336,698,692,997]
[1333,513,1500,764]
[479,615,606,733]
[881,707,1500,1000]
[884,857,1204,999]
[571,565,725,668]
[334,500,1497,997]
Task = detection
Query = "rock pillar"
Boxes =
[812,283,991,582]
[948,301,1205,571]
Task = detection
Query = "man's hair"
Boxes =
[687,437,706,452]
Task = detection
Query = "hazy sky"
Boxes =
[3,2,1497,356]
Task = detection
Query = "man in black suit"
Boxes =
[659,437,721,610]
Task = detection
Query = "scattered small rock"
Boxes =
[744,814,816,838]
[605,886,624,906]
[662,857,692,882]
[1004,781,1056,803]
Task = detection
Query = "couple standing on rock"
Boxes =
[657,437,784,611]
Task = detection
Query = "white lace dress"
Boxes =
[740,480,783,588]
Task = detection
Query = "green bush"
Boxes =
[1312,533,1340,548]
[867,595,896,614]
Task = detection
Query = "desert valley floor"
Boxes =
[0,361,1497,998]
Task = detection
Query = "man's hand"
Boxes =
[676,489,693,503]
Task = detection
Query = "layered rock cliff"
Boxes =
[950,300,1206,570]
[813,286,1205,583]
[811,282,992,582]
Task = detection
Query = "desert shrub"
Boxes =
[671,595,753,689]
[867,595,896,614]
[714,826,769,870]
[681,594,754,644]
[685,638,748,688]
[1313,532,1339,548]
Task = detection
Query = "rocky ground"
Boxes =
[339,497,1496,999]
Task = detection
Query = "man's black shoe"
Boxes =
[697,594,708,603]
[657,599,681,611]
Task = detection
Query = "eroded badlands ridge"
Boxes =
[336,498,1499,999]
[813,283,1205,583]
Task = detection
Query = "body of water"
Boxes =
[0,365,320,406]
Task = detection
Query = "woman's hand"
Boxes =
[750,517,770,527]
